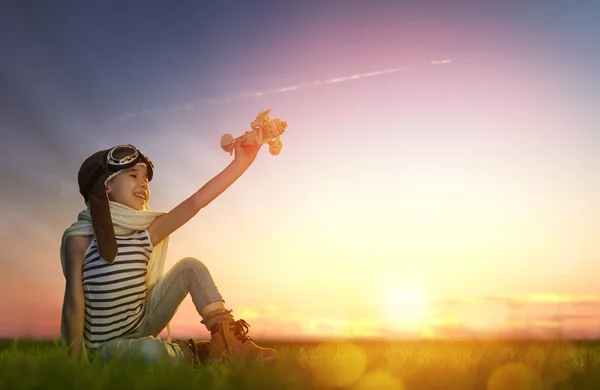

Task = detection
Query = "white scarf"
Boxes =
[59,200,171,361]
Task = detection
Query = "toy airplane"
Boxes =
[221,109,288,156]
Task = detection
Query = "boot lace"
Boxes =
[231,319,253,343]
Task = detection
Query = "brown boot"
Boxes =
[175,339,210,367]
[207,318,277,364]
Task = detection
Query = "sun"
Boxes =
[383,287,430,328]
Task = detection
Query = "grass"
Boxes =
[3,338,600,389]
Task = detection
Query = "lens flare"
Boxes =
[304,343,368,388]
[350,369,405,390]
[487,363,543,390]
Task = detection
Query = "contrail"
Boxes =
[108,59,451,123]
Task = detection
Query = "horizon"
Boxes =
[4,293,600,342]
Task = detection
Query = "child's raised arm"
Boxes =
[148,140,261,247]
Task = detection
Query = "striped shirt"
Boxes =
[82,230,153,350]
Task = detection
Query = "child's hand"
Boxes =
[233,138,262,168]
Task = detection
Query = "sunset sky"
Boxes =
[0,1,598,341]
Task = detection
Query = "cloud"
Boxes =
[516,293,600,303]
[108,60,449,123]
[422,294,600,339]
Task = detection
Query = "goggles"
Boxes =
[105,144,154,179]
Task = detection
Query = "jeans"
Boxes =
[91,257,224,365]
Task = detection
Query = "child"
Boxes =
[59,141,277,367]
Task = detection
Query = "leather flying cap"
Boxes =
[77,145,154,263]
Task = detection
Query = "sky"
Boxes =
[0,0,598,341]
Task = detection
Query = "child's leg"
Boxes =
[94,335,190,366]
[139,257,234,337]
[137,256,277,364]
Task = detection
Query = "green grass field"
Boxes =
[2,338,600,389]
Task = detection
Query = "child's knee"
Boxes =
[179,257,210,275]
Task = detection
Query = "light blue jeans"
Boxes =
[91,257,224,365]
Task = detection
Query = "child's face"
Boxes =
[106,165,150,210]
